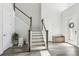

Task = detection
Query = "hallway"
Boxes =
[1,42,79,56]
[0,3,79,56]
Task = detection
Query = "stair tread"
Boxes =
[32,34,43,36]
[32,38,43,40]
[32,32,42,33]
[32,41,44,43]
[32,43,45,46]
[31,46,46,50]
[32,39,44,42]
[32,36,43,38]
[32,35,43,37]
[32,31,41,32]
[32,38,43,39]
[32,42,45,44]
[32,37,43,39]
[32,32,42,34]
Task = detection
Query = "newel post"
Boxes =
[46,30,48,49]
[28,30,31,52]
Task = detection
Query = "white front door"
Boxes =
[68,16,77,46]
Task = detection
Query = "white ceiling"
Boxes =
[43,3,75,12]
[54,3,75,12]
[16,3,75,12]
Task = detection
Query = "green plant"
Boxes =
[12,33,19,46]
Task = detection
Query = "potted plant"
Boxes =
[12,33,19,46]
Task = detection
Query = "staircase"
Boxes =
[14,4,48,52]
[31,31,46,51]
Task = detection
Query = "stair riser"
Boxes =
[32,44,45,47]
[32,43,45,46]
[32,34,42,36]
[32,36,43,39]
[32,33,42,34]
[32,41,44,43]
[32,35,43,37]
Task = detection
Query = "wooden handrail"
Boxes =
[14,4,32,30]
[14,3,32,52]
[41,19,47,31]
[41,19,48,49]
[15,6,31,19]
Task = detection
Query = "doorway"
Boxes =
[68,15,78,46]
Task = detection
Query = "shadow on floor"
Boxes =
[1,44,29,56]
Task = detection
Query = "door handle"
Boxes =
[75,31,77,34]
[3,34,6,36]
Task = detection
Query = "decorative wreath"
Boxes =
[69,22,74,28]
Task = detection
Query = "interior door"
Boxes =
[0,4,3,54]
[68,16,77,46]
[3,4,12,50]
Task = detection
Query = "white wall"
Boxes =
[62,4,79,47]
[0,3,15,55]
[15,3,41,31]
[15,3,74,42]
[3,4,15,51]
[41,3,63,41]
[15,16,29,43]
[41,3,74,41]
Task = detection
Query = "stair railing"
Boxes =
[41,19,48,49]
[14,3,32,52]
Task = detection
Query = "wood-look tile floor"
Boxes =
[1,42,79,56]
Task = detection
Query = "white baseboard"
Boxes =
[0,50,3,55]
[0,43,13,55]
